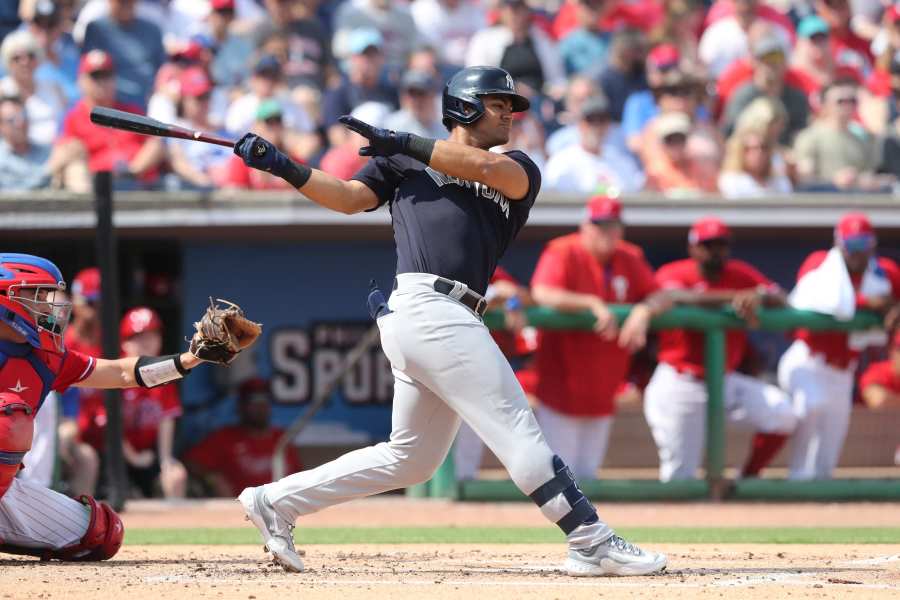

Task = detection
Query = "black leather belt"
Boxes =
[432,277,488,316]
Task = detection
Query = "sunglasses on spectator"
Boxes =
[833,95,858,105]
[699,239,730,251]
[809,33,829,44]
[214,7,235,16]
[406,88,432,97]
[744,142,771,152]
[264,116,283,126]
[11,52,36,63]
[662,132,688,146]
[584,113,610,125]
[757,51,786,67]
[89,70,114,81]
[656,84,692,97]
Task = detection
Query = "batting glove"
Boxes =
[339,116,435,164]
[234,133,311,188]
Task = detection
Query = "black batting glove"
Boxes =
[234,133,311,188]
[339,115,436,164]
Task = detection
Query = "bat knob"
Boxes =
[253,143,267,157]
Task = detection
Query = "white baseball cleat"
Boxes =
[238,486,304,573]
[564,534,667,577]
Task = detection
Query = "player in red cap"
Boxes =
[859,330,900,466]
[118,307,187,498]
[643,217,797,481]
[530,193,671,479]
[778,212,900,479]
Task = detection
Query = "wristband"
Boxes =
[135,354,189,388]
[406,134,436,165]
[279,158,312,189]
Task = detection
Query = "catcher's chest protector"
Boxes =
[0,393,34,499]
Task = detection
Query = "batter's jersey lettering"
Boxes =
[352,150,541,296]
[531,236,658,416]
[0,339,95,413]
[655,259,778,378]
[793,252,900,369]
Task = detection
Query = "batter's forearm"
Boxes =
[294,170,379,214]
[427,140,530,200]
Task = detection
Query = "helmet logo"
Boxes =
[506,73,514,90]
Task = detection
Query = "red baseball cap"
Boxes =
[887,5,900,22]
[836,212,876,252]
[586,193,622,223]
[648,43,680,70]
[238,377,271,403]
[72,267,101,302]
[211,0,236,10]
[180,67,213,97]
[79,49,114,76]
[120,307,162,340]
[689,217,731,244]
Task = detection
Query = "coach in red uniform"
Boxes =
[643,217,797,481]
[779,213,900,479]
[186,378,302,497]
[530,194,670,479]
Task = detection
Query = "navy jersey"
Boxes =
[352,150,541,295]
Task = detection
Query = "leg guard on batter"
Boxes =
[529,456,609,548]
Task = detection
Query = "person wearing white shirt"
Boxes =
[718,127,792,198]
[698,1,792,77]
[410,0,486,67]
[545,95,645,194]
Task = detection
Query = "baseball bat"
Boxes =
[89,106,235,148]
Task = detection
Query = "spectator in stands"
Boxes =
[0,95,52,190]
[406,44,457,86]
[650,0,706,71]
[465,0,566,98]
[224,99,309,190]
[82,0,166,109]
[622,43,686,154]
[0,29,65,146]
[185,378,303,497]
[383,70,446,139]
[544,94,644,193]
[644,217,797,481]
[780,213,900,480]
[224,54,318,158]
[167,68,232,190]
[252,0,333,90]
[558,0,610,76]
[722,33,811,144]
[790,15,836,93]
[593,28,648,121]
[793,78,893,192]
[119,307,187,499]
[322,28,396,148]
[530,194,669,479]
[333,0,424,71]
[546,76,629,158]
[55,50,164,190]
[410,0,486,68]
[320,100,390,179]
[642,111,718,195]
[733,96,793,182]
[23,0,81,106]
[698,0,793,77]
[206,0,254,88]
[815,0,873,72]
[860,331,900,412]
[718,127,793,198]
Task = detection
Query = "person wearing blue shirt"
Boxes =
[81,0,165,109]
[559,0,610,76]
[0,96,52,191]
[25,0,81,106]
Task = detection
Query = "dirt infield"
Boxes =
[3,499,900,599]
[3,543,899,599]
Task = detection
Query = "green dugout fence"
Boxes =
[407,306,900,502]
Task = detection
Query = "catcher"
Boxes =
[0,254,260,561]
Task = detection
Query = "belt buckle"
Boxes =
[474,296,487,316]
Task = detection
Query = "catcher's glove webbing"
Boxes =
[189,298,262,365]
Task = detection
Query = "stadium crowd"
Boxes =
[2,0,900,196]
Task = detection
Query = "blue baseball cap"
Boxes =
[347,28,383,55]
[798,15,829,39]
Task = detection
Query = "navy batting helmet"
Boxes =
[441,66,530,131]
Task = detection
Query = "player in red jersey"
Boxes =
[0,254,216,561]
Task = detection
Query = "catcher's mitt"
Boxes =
[189,298,262,365]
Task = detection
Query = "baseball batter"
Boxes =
[233,66,666,576]
[642,218,797,482]
[779,213,900,480]
[0,254,249,560]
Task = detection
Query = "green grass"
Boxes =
[124,526,900,546]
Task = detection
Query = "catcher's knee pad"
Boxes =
[45,495,124,561]
[529,455,598,534]
[0,392,34,499]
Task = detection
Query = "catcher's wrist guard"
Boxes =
[134,354,189,388]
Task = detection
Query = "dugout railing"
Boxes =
[407,305,900,502]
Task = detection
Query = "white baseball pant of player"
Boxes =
[0,477,89,549]
[452,422,485,481]
[535,405,612,480]
[19,392,59,488]
[777,340,854,480]
[643,362,798,481]
[264,274,611,548]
